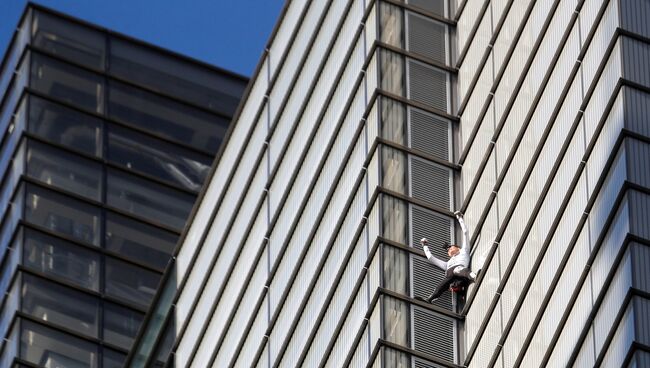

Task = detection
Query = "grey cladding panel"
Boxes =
[410,206,453,252]
[408,60,448,112]
[633,296,650,345]
[625,138,650,189]
[409,108,450,161]
[631,349,650,368]
[411,158,452,209]
[631,243,650,293]
[624,87,650,138]
[628,190,650,241]
[622,37,650,89]
[412,306,455,362]
[407,12,447,64]
[407,0,446,17]
[412,255,452,309]
[620,0,650,39]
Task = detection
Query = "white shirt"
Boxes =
[423,216,470,270]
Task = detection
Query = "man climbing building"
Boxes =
[415,211,477,304]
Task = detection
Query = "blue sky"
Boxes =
[0,0,284,77]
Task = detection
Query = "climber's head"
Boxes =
[443,242,460,257]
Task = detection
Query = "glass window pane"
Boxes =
[105,257,161,308]
[0,96,27,179]
[23,228,100,291]
[103,302,143,349]
[0,53,29,145]
[108,81,228,154]
[25,184,101,246]
[379,2,403,48]
[379,49,405,96]
[28,95,103,157]
[103,348,126,368]
[26,140,102,201]
[20,319,98,368]
[32,10,106,70]
[107,124,212,192]
[109,38,245,114]
[105,212,177,271]
[30,53,105,114]
[106,169,195,231]
[21,273,99,338]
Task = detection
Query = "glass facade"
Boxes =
[0,5,246,367]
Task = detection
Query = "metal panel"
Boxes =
[406,12,447,64]
[410,205,453,249]
[622,37,650,90]
[407,0,446,17]
[600,302,636,368]
[628,190,650,241]
[631,348,650,368]
[632,242,650,294]
[634,295,650,346]
[410,157,452,209]
[620,0,650,38]
[407,59,449,112]
[411,255,451,309]
[625,138,650,190]
[623,86,650,138]
[409,107,451,161]
[411,305,455,362]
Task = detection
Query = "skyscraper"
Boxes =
[133,0,650,367]
[0,5,246,368]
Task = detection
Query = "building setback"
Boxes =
[0,5,246,368]
[132,0,650,367]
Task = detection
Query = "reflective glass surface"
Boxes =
[108,81,228,154]
[24,184,101,246]
[26,139,102,201]
[23,227,100,291]
[20,319,99,368]
[32,10,106,70]
[106,168,195,231]
[105,212,177,271]
[107,124,212,192]
[30,52,105,113]
[28,95,103,157]
[105,256,161,308]
[103,302,144,349]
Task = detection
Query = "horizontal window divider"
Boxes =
[377,42,457,73]
[379,287,463,320]
[540,185,650,365]
[19,221,166,274]
[621,341,650,368]
[379,187,455,218]
[15,311,131,354]
[463,91,635,364]
[26,47,236,120]
[13,358,43,368]
[377,89,459,122]
[367,340,383,368]
[382,0,456,25]
[21,175,182,234]
[27,3,248,82]
[378,138,460,170]
[454,0,491,68]
[23,133,201,196]
[380,339,464,368]
[454,0,468,22]
[16,265,148,314]
[24,88,217,158]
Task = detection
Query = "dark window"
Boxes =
[107,124,212,192]
[103,348,126,368]
[106,168,195,231]
[20,319,99,368]
[32,10,106,70]
[23,227,100,291]
[24,184,102,246]
[105,256,161,308]
[103,302,144,349]
[28,95,103,157]
[30,53,105,114]
[108,81,228,154]
[105,211,177,271]
[109,38,245,114]
[21,273,100,338]
[26,139,103,201]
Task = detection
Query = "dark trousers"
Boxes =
[429,265,472,301]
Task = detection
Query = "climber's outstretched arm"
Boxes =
[455,211,470,254]
[422,243,446,270]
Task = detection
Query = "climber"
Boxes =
[415,211,477,304]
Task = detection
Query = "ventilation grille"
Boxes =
[407,12,447,64]
[411,255,451,309]
[413,357,445,368]
[407,0,446,17]
[408,60,448,112]
[412,306,455,363]
[409,108,450,161]
[410,158,451,210]
[410,206,453,251]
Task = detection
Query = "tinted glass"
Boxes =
[105,257,161,308]
[108,81,228,154]
[28,95,103,157]
[109,38,245,114]
[25,184,101,246]
[105,212,177,271]
[20,319,98,368]
[27,140,102,200]
[23,228,100,291]
[31,53,105,113]
[21,273,99,337]
[0,97,27,179]
[108,124,212,192]
[0,53,29,144]
[103,349,126,368]
[32,10,106,70]
[106,168,195,231]
[103,302,144,349]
